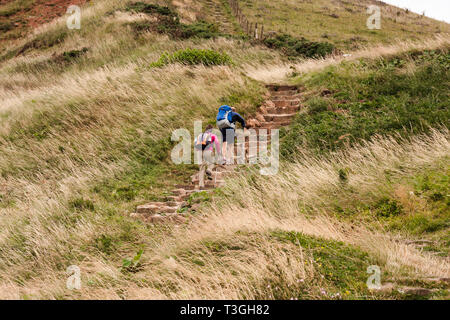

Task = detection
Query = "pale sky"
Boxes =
[381,0,450,23]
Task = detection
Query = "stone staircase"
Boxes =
[248,85,301,129]
[204,0,235,34]
[130,84,302,224]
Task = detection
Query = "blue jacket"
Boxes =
[228,112,246,128]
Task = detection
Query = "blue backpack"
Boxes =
[217,105,232,122]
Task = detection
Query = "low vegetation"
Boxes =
[281,48,450,156]
[125,2,174,15]
[150,48,232,67]
[264,34,335,58]
[238,0,450,49]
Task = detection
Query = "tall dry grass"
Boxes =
[190,129,450,278]
[0,130,447,299]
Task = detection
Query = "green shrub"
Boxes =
[95,234,115,255]
[179,21,220,39]
[264,33,335,58]
[338,168,349,182]
[307,96,329,114]
[125,2,173,16]
[374,198,403,218]
[69,198,95,211]
[0,22,13,32]
[150,48,232,67]
[61,47,89,62]
[391,213,449,235]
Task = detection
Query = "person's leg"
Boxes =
[198,162,206,188]
[205,150,214,178]
[221,142,227,162]
[206,162,214,184]
[219,127,227,163]
[201,150,214,188]
[196,150,206,188]
[225,128,235,165]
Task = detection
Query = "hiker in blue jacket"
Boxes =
[216,105,247,165]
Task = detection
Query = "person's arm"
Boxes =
[232,113,246,128]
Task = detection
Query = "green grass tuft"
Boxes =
[150,48,232,67]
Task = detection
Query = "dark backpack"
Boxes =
[194,132,213,151]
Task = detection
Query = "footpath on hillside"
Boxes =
[131,84,302,223]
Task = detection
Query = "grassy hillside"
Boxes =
[280,47,450,155]
[238,0,450,49]
[0,0,448,299]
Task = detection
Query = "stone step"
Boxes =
[240,140,273,147]
[271,93,302,101]
[270,90,299,97]
[273,100,301,108]
[214,164,237,171]
[233,151,270,158]
[191,176,226,184]
[165,195,185,202]
[171,189,186,196]
[251,135,274,141]
[265,105,300,114]
[191,170,225,180]
[236,135,272,141]
[239,132,273,138]
[266,84,299,91]
[263,113,297,122]
[136,204,179,215]
[254,127,278,133]
[255,126,279,132]
[147,213,187,224]
[193,176,224,184]
[236,138,272,146]
[205,180,225,186]
[174,184,196,191]
[233,150,265,158]
[197,185,217,191]
[138,201,166,207]
[166,201,187,207]
[198,173,225,181]
[258,121,290,128]
[172,188,197,197]
[236,144,272,151]
[245,120,279,132]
